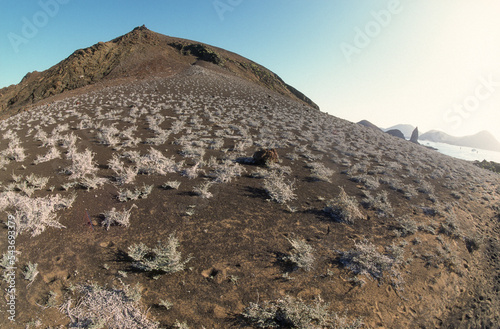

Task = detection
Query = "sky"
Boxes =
[1,0,499,142]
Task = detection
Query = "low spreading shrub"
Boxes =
[361,191,394,217]
[242,295,364,329]
[61,282,159,329]
[64,149,99,180]
[209,159,245,183]
[117,185,153,202]
[307,162,335,182]
[128,148,177,176]
[284,238,315,271]
[324,187,364,224]
[23,262,39,284]
[1,137,27,162]
[101,205,137,230]
[162,181,181,190]
[34,146,61,164]
[108,154,138,185]
[263,171,296,204]
[0,192,75,237]
[127,234,191,274]
[393,216,418,237]
[193,181,213,199]
[337,240,404,288]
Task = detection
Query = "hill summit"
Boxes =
[0,25,318,117]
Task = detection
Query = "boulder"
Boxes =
[253,148,279,166]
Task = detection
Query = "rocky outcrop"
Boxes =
[168,42,225,66]
[410,127,419,144]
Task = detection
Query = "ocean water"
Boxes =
[419,140,500,163]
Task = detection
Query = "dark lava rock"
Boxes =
[253,148,279,166]
[386,129,405,139]
[410,127,420,144]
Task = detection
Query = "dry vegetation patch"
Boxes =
[61,282,159,329]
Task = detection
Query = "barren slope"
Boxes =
[0,66,499,328]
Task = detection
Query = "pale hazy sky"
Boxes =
[1,1,499,141]
[322,1,500,142]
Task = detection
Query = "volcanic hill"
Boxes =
[0,27,499,328]
[0,25,317,118]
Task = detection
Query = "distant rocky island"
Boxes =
[385,124,416,139]
[358,120,419,145]
[420,130,500,152]
[358,120,500,152]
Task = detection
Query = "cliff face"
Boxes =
[0,25,318,117]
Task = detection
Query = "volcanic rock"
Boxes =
[253,148,279,166]
[410,127,420,144]
[386,129,405,139]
